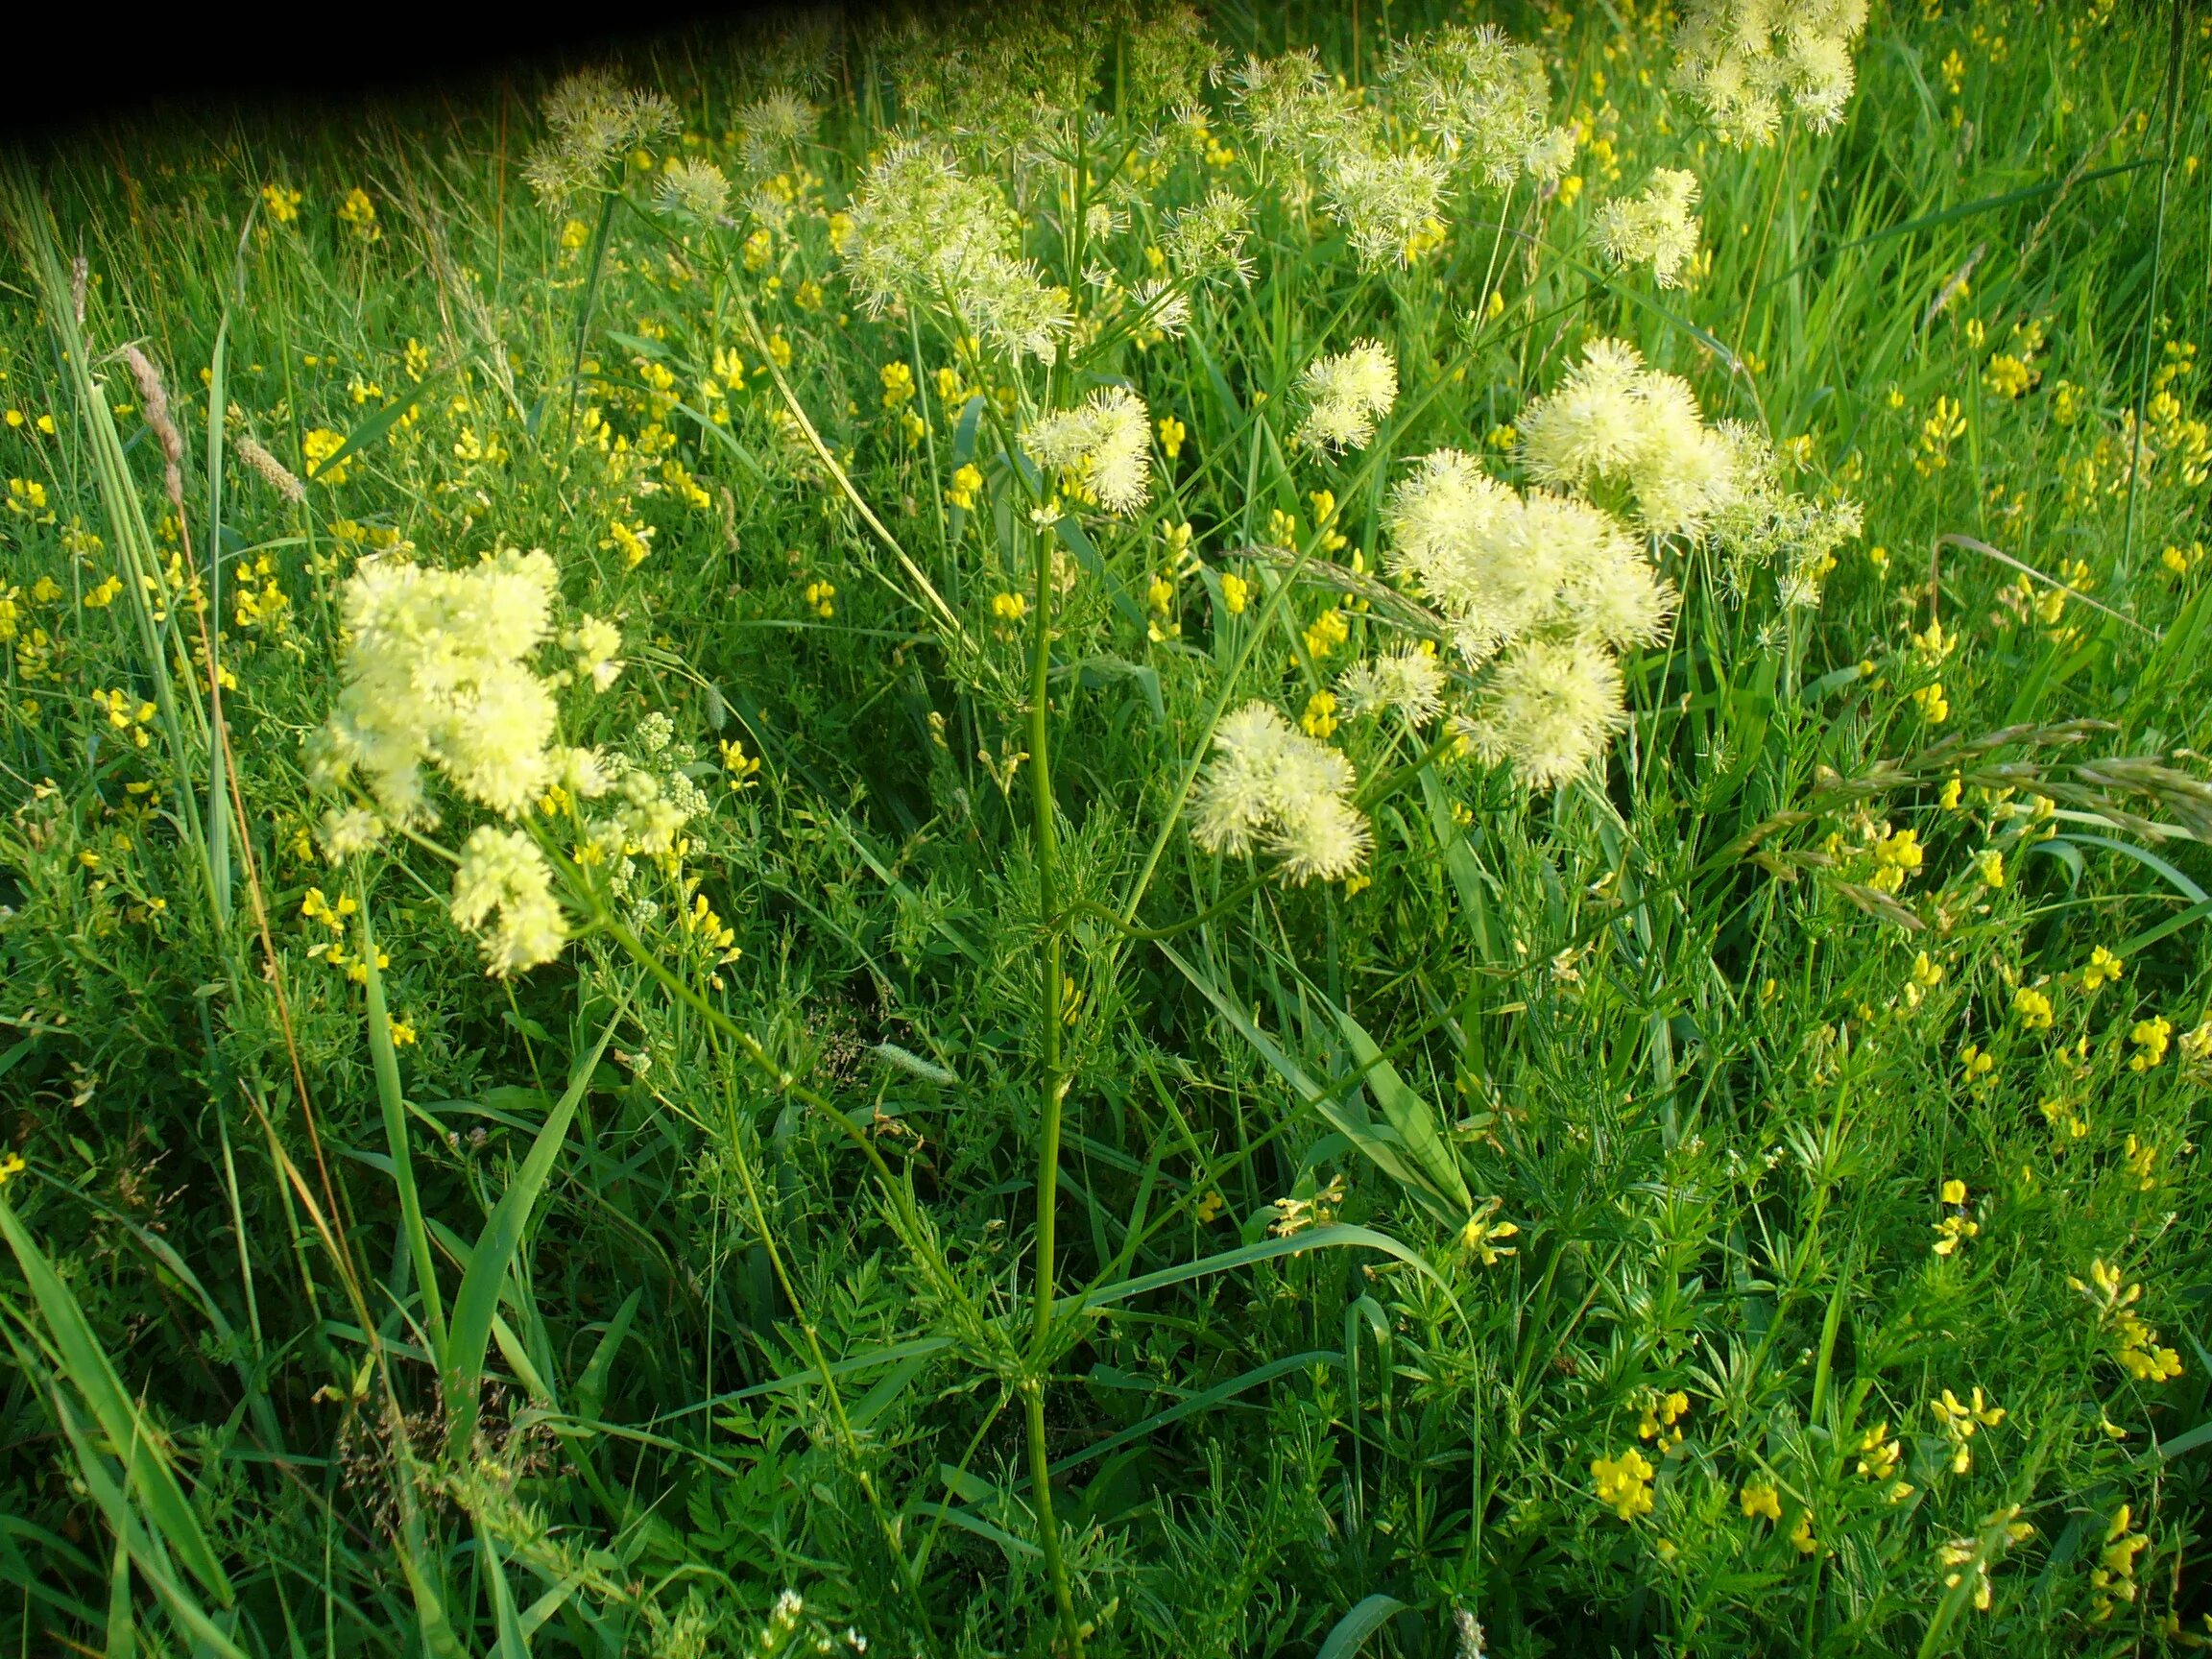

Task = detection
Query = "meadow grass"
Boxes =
[1,2,2209,1654]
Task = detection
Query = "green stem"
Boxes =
[353,884,447,1358]
[1026,1380,1081,1653]
[1025,502,1085,1656]
[2121,0,2187,579]
[560,183,622,454]
[1029,521,1067,1356]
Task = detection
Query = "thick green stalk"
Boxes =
[1023,510,1084,1655]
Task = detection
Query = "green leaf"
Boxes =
[1065,656,1166,726]
[312,389,430,482]
[1314,1595,1408,1659]
[905,1502,1042,1561]
[481,1525,530,1659]
[1157,943,1462,1223]
[1331,1004,1471,1212]
[1053,512,1152,637]
[574,1286,643,1424]
[1071,1222,1460,1323]
[2045,832,2208,902]
[2115,897,2212,959]
[444,1014,620,1452]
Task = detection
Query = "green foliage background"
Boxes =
[1,1,2209,1654]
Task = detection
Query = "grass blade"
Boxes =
[444,1009,620,1453]
[0,1198,234,1605]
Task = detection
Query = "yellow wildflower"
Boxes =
[1934,1179,1979,1257]
[2081,946,2124,992]
[2127,1017,2171,1071]
[337,187,380,239]
[1591,1449,1655,1521]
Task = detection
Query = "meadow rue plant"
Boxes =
[6,3,2212,1654]
[1293,339,1397,452]
[523,67,680,204]
[449,826,569,975]
[1377,23,1576,189]
[1190,700,1370,883]
[1593,167,1703,288]
[1517,335,1739,538]
[1022,386,1154,515]
[842,140,1070,361]
[1672,0,1872,147]
[314,548,567,827]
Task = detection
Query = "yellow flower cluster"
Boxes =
[1738,1481,1782,1523]
[2127,1017,2170,1071]
[2073,1260,2183,1384]
[1637,1389,1690,1450]
[1933,1179,1979,1257]
[1865,824,1923,893]
[2089,1504,2149,1622]
[1591,1448,1655,1520]
[300,886,387,984]
[1929,1385,2005,1473]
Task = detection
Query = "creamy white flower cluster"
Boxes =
[1517,338,1739,541]
[1221,27,1574,275]
[1377,25,1579,190]
[1593,169,1702,288]
[1672,0,1870,148]
[1192,702,1372,885]
[1368,336,1858,785]
[1706,423,1866,607]
[1338,646,1448,724]
[1023,387,1154,516]
[320,549,567,827]
[524,69,680,207]
[1294,341,1398,453]
[451,828,569,978]
[313,550,637,976]
[842,140,1071,363]
[1384,448,1674,786]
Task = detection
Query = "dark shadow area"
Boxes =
[0,0,812,148]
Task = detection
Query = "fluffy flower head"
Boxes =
[450,827,569,976]
[1673,0,1871,147]
[1380,24,1558,188]
[322,548,563,823]
[1593,169,1702,288]
[843,141,1070,362]
[1517,337,1738,538]
[1296,341,1398,452]
[1339,646,1448,724]
[1024,387,1153,515]
[1462,637,1627,788]
[1191,701,1370,884]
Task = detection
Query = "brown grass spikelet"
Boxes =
[120,343,185,513]
[235,433,305,504]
